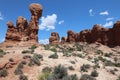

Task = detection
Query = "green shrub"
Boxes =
[38,71,51,80]
[14,68,23,75]
[76,45,83,51]
[0,49,6,58]
[80,64,91,72]
[105,60,115,66]
[30,45,37,50]
[50,47,57,52]
[53,64,68,79]
[80,74,96,80]
[62,74,78,80]
[76,54,83,58]
[42,67,52,73]
[91,70,99,77]
[9,58,14,62]
[104,53,112,57]
[96,50,103,55]
[21,61,27,65]
[0,69,8,77]
[49,53,58,59]
[44,44,50,50]
[68,74,78,80]
[115,63,120,67]
[68,66,75,71]
[33,54,43,59]
[70,61,75,64]
[32,57,41,66]
[19,74,28,80]
[22,50,31,54]
[23,55,31,59]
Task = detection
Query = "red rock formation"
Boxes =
[49,32,60,44]
[65,21,120,46]
[66,30,77,43]
[61,37,67,44]
[4,3,42,45]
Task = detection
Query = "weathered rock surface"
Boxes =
[66,21,120,46]
[4,3,42,45]
[49,32,60,44]
[61,37,67,44]
[49,20,120,46]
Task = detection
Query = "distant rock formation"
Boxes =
[4,3,42,45]
[61,37,67,44]
[49,32,60,44]
[49,20,120,46]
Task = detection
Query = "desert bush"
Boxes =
[94,58,99,63]
[76,54,83,58]
[110,70,115,75]
[42,67,52,73]
[115,63,120,67]
[80,74,96,80]
[68,74,78,80]
[105,60,114,66]
[30,45,37,50]
[22,50,31,54]
[96,50,103,55]
[98,56,106,62]
[91,70,99,77]
[9,58,14,62]
[53,64,67,79]
[50,47,57,52]
[44,44,50,50]
[62,74,78,80]
[68,66,75,71]
[80,64,91,72]
[33,54,43,59]
[0,69,8,77]
[31,57,41,66]
[14,68,23,75]
[23,55,31,59]
[0,49,6,58]
[19,74,28,80]
[49,53,58,59]
[75,44,83,51]
[104,53,112,57]
[38,71,51,80]
[70,61,75,64]
[21,61,27,65]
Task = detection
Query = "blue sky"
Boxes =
[0,0,120,43]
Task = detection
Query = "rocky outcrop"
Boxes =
[4,3,42,45]
[49,20,120,46]
[61,37,67,44]
[49,32,60,44]
[66,30,77,43]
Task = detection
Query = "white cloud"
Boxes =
[103,21,113,27]
[58,20,64,24]
[100,11,109,16]
[106,17,114,21]
[0,12,4,20]
[89,9,95,16]
[39,39,49,44]
[39,14,57,31]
